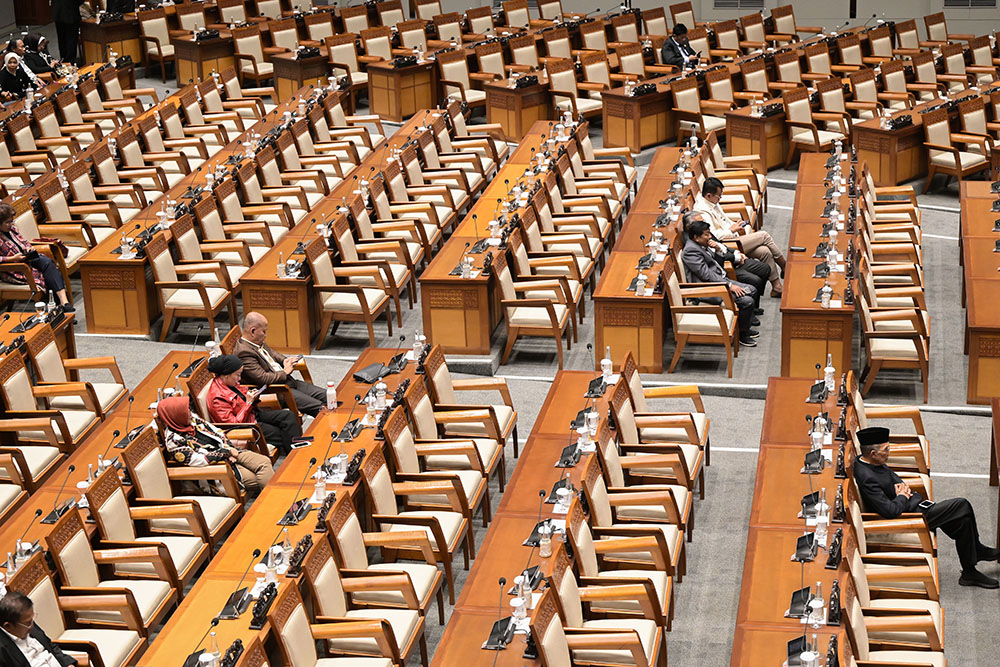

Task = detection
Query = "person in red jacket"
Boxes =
[205,354,301,454]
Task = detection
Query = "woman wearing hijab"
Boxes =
[0,52,32,101]
[0,203,75,311]
[155,395,274,495]
[5,39,41,87]
[23,34,59,76]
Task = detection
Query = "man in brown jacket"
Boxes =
[234,312,328,416]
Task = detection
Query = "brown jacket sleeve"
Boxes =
[236,343,288,387]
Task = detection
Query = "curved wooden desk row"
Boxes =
[959,181,1000,404]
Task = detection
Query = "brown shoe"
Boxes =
[770,289,782,298]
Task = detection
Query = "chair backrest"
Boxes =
[5,113,36,152]
[924,12,947,43]
[817,77,846,113]
[139,8,170,50]
[545,541,584,627]
[422,345,455,404]
[171,214,203,262]
[770,5,796,36]
[122,427,175,501]
[686,27,709,58]
[438,49,472,95]
[580,50,610,89]
[837,33,862,66]
[382,404,421,473]
[671,75,701,114]
[740,59,770,94]
[341,5,370,33]
[44,507,100,589]
[467,6,494,34]
[305,12,335,42]
[55,89,86,125]
[713,20,741,52]
[90,141,121,185]
[563,497,598,576]
[529,588,573,667]
[475,41,505,77]
[235,637,269,667]
[543,28,572,60]
[643,8,668,37]
[360,445,399,518]
[5,552,68,637]
[537,0,561,21]
[301,532,349,617]
[415,0,441,20]
[545,58,578,97]
[895,19,920,50]
[739,13,765,45]
[881,59,907,93]
[848,68,878,104]
[922,107,951,164]
[25,324,67,384]
[397,18,427,50]
[612,14,639,43]
[435,13,464,44]
[509,34,539,68]
[502,0,530,28]
[969,35,993,67]
[774,49,802,83]
[376,0,404,26]
[232,25,265,64]
[270,18,299,52]
[147,234,179,284]
[86,466,139,542]
[255,0,282,20]
[325,493,373,569]
[0,352,37,412]
[593,420,626,487]
[941,43,966,75]
[620,351,648,413]
[579,20,607,51]
[616,42,645,78]
[218,0,248,24]
[669,2,695,30]
[867,25,893,57]
[782,86,812,125]
[959,95,988,135]
[610,379,639,442]
[267,584,321,667]
[176,3,206,31]
[705,67,734,103]
[64,159,97,203]
[362,26,393,61]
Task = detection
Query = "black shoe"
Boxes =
[978,546,1000,562]
[62,304,76,313]
[739,336,757,347]
[746,329,760,338]
[754,308,764,315]
[751,317,760,326]
[959,569,999,589]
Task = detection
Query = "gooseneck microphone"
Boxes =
[292,217,317,254]
[42,464,76,524]
[338,394,364,441]
[100,430,121,464]
[287,457,318,525]
[387,334,406,373]
[13,508,43,556]
[180,324,206,377]
[156,363,181,404]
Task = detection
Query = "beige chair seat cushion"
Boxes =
[385,510,464,551]
[327,608,420,655]
[147,43,175,58]
[164,285,229,310]
[443,406,515,439]
[868,651,944,667]
[572,618,658,665]
[22,411,96,443]
[614,485,691,523]
[871,231,918,244]
[348,71,369,86]
[557,215,611,238]
[0,483,23,511]
[638,413,708,444]
[863,552,937,591]
[448,89,486,104]
[150,495,239,534]
[423,437,501,470]
[525,279,582,304]
[49,382,126,412]
[869,337,922,360]
[532,255,593,280]
[62,244,88,266]
[680,114,727,134]
[0,446,59,479]
[58,629,141,667]
[867,598,942,645]
[321,288,388,314]
[791,129,844,145]
[509,303,568,328]
[242,61,274,76]
[548,235,602,258]
[354,562,438,606]
[556,97,603,114]
[591,569,670,614]
[117,535,203,577]
[350,262,408,288]
[207,249,249,266]
[675,309,735,335]
[371,235,425,263]
[78,579,172,624]
[599,523,682,565]
[629,442,701,477]
[874,311,929,334]
[408,469,483,507]
[930,150,986,169]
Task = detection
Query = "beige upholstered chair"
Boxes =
[360,25,393,65]
[85,467,211,589]
[843,578,944,662]
[192,183,276,262]
[26,324,127,414]
[299,535,428,666]
[360,446,473,605]
[0,417,64,493]
[508,33,542,71]
[415,0,442,21]
[770,4,821,38]
[922,107,990,193]
[217,0,253,25]
[326,493,445,625]
[783,87,847,167]
[671,76,726,141]
[122,426,243,552]
[710,20,746,59]
[437,49,486,111]
[924,11,973,46]
[221,166,294,241]
[268,583,402,667]
[668,1,701,30]
[218,67,276,114]
[234,158,309,224]
[508,228,585,326]
[0,453,25,521]
[466,6,495,35]
[44,508,177,633]
[6,552,147,667]
[254,0,282,20]
[303,11,335,44]
[326,34,368,96]
[305,236,393,348]
[233,25,279,86]
[175,2,206,32]
[546,58,602,120]
[375,0,404,27]
[116,126,189,190]
[171,214,251,286]
[147,233,238,341]
[340,5,371,34]
[138,8,173,82]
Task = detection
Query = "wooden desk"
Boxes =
[433,609,540,667]
[0,314,76,365]
[174,35,235,88]
[731,624,843,667]
[81,18,142,68]
[961,183,1000,404]
[602,85,675,154]
[780,258,854,378]
[759,377,842,445]
[593,251,668,373]
[749,447,845,529]
[726,107,789,175]
[853,117,925,187]
[485,79,553,143]
[272,51,331,102]
[367,59,438,123]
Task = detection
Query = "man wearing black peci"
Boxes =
[661,24,700,70]
[854,426,1000,588]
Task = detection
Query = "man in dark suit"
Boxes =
[681,216,759,347]
[854,426,1000,589]
[235,312,327,417]
[0,592,76,667]
[51,0,83,67]
[661,24,699,70]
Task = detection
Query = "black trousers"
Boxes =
[255,407,301,454]
[30,255,65,293]
[923,497,988,572]
[734,257,769,310]
[284,377,327,417]
[55,22,81,66]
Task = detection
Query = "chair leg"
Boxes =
[436,586,445,624]
[923,166,936,194]
[668,335,687,373]
[500,328,519,365]
[725,337,735,378]
[418,633,429,667]
[159,310,175,342]
[314,312,334,350]
[554,330,564,370]
[860,360,881,396]
[364,316,377,347]
[443,556,455,604]
[784,141,797,169]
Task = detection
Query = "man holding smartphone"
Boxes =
[855,426,1000,588]
[235,312,328,416]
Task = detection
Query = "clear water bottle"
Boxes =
[601,345,613,381]
[326,381,337,410]
[277,252,286,278]
[47,291,56,313]
[208,630,221,661]
[824,354,836,392]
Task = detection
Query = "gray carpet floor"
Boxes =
[40,60,1000,664]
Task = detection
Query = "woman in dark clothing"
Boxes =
[23,33,59,75]
[0,53,32,101]
[0,203,75,311]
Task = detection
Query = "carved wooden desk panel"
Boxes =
[726,107,788,174]
[174,35,236,89]
[367,60,438,122]
[485,80,553,143]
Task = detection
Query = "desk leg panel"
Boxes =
[594,300,663,373]
[421,282,493,355]
[968,331,1000,405]
[781,312,852,378]
[242,283,315,355]
[81,263,157,335]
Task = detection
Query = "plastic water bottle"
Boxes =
[47,291,56,314]
[208,631,221,661]
[824,354,836,392]
[601,346,613,381]
[326,381,337,410]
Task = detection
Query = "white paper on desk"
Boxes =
[840,154,848,161]
[643,288,655,297]
[530,592,542,610]
[469,270,481,279]
[552,503,569,515]
[325,473,346,485]
[404,350,416,361]
[606,373,620,385]
[830,299,842,308]
[549,519,566,533]
[487,237,501,246]
[837,223,844,230]
[823,433,833,446]
[659,244,670,252]
[822,449,832,462]
[655,253,666,261]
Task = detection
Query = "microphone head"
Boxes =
[68,464,76,472]
[171,363,180,370]
[538,489,546,497]
[128,396,134,403]
[252,548,262,557]
[33,508,42,517]
[355,394,362,402]
[210,617,220,627]
[399,335,405,342]
[309,457,318,465]
[499,576,507,586]
[113,429,121,437]
[587,343,593,351]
